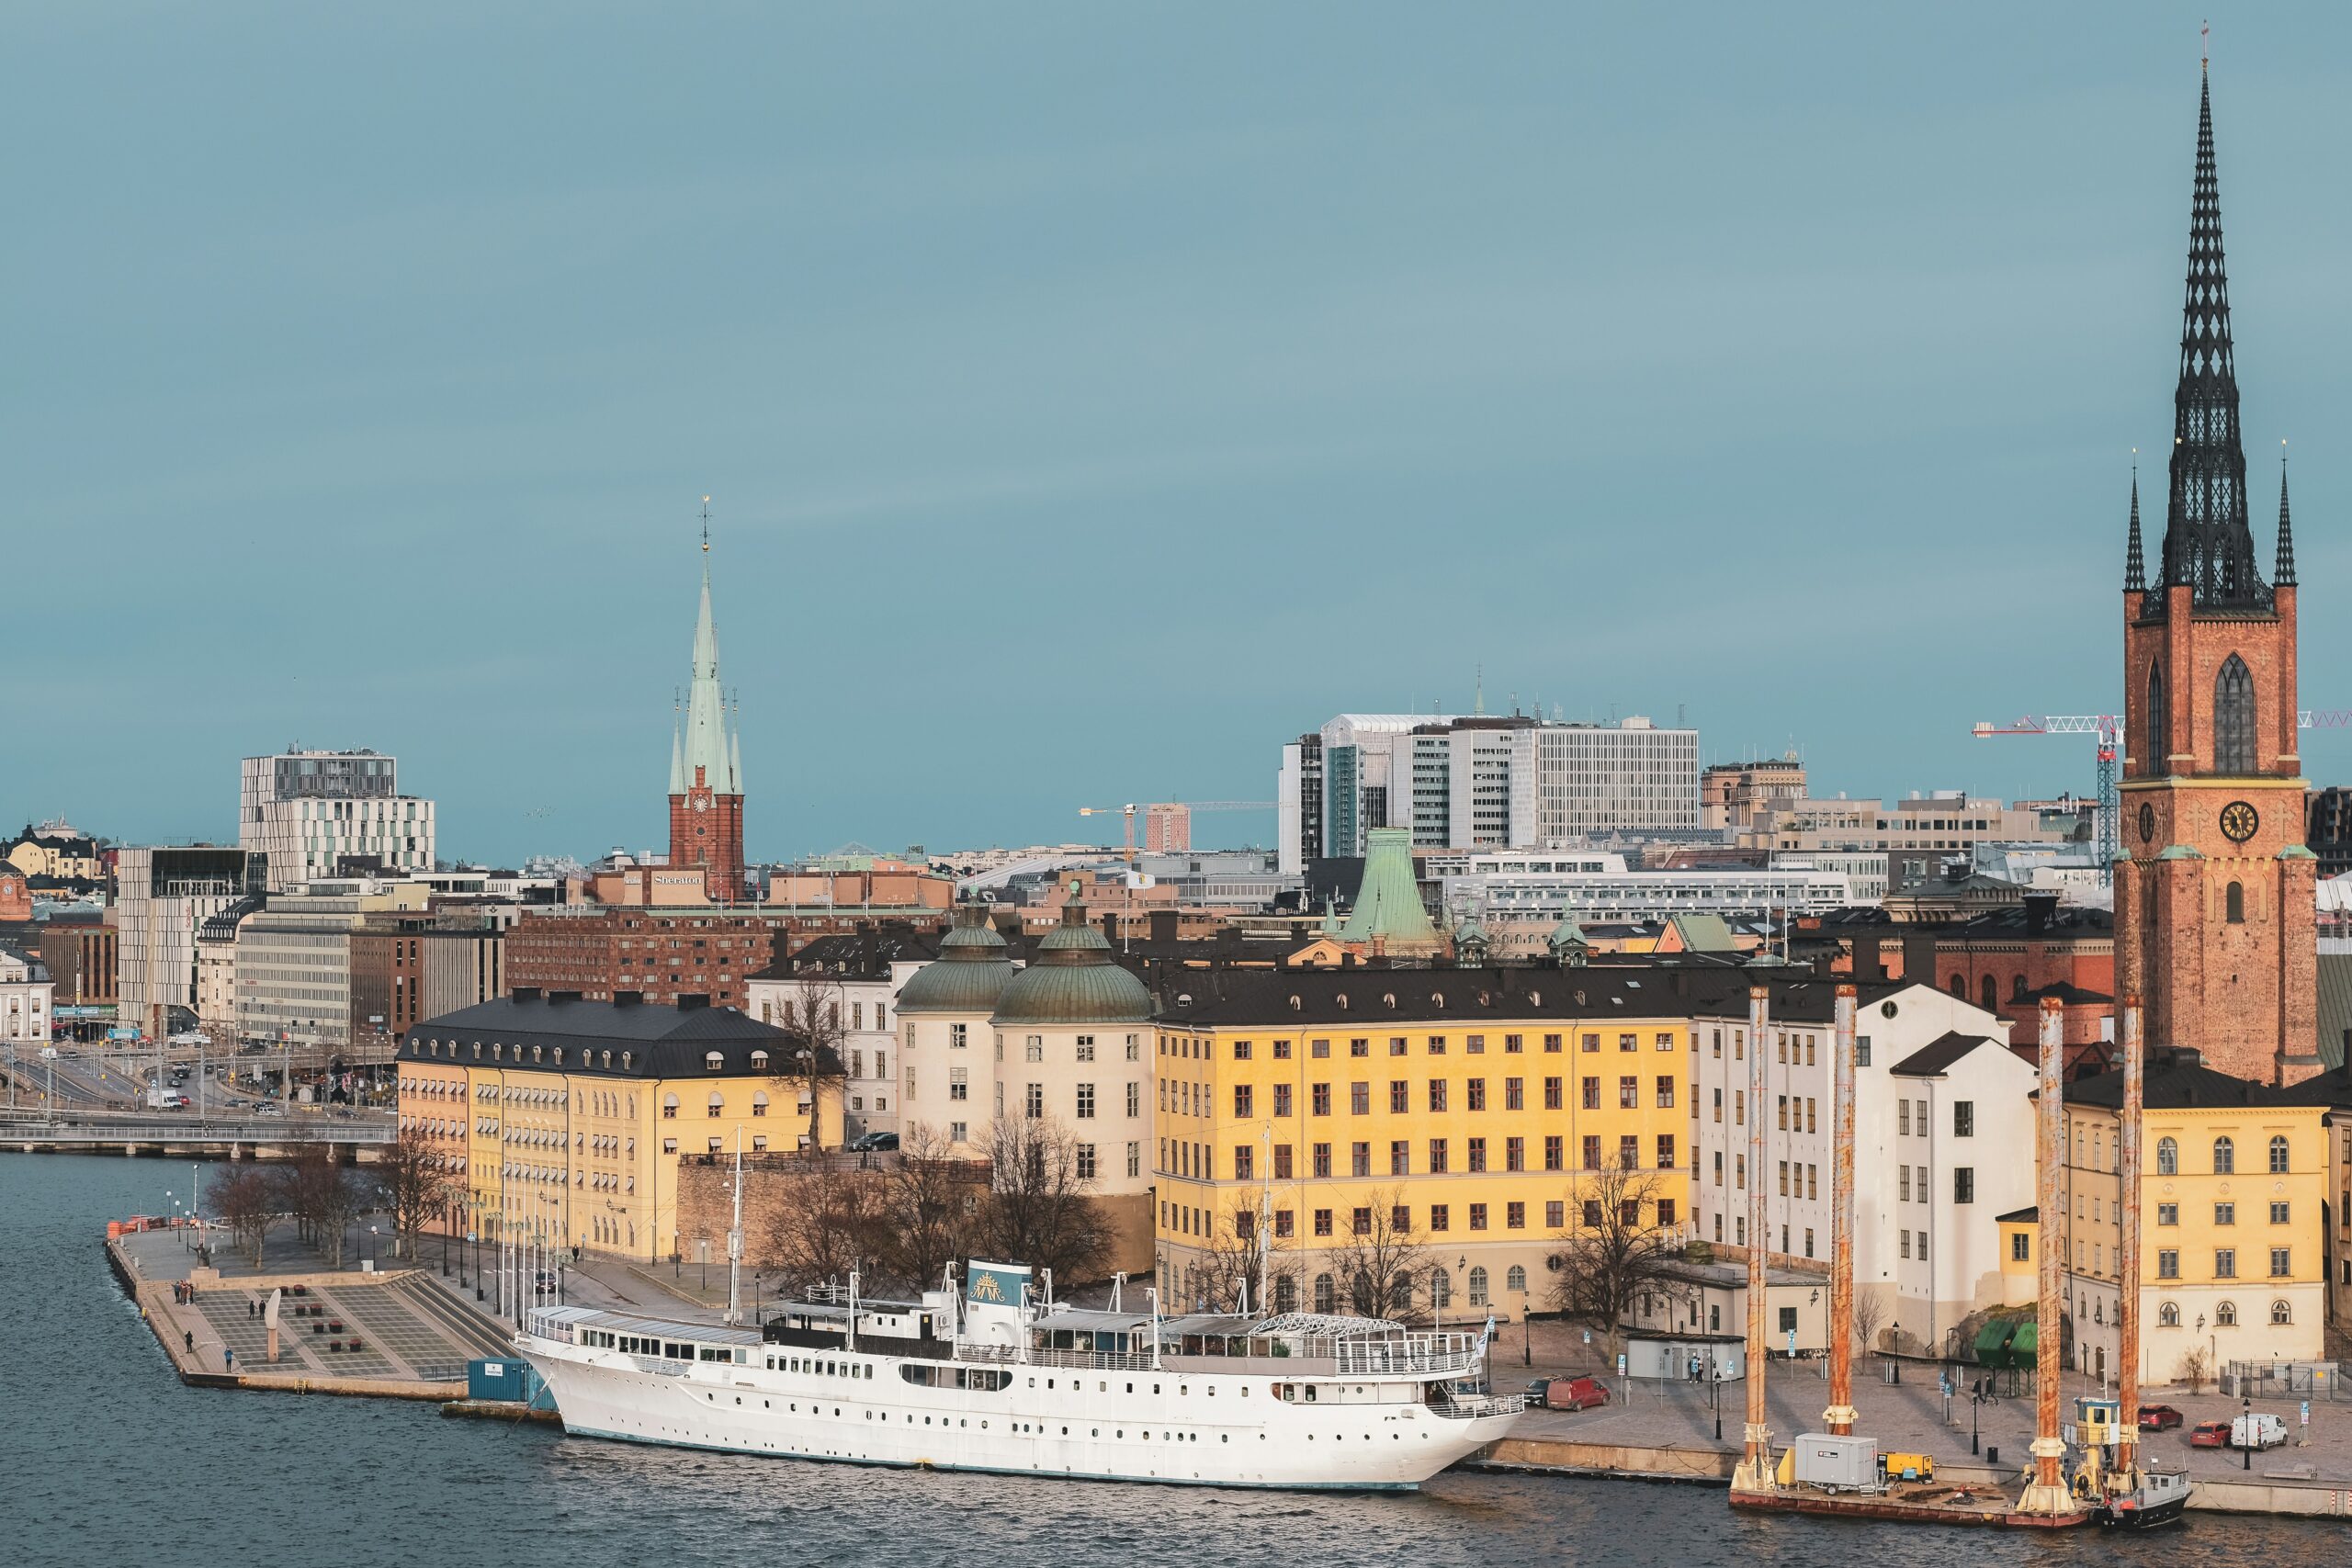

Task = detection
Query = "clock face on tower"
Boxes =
[2138,803,2155,844]
[695,796,711,813]
[2220,800,2259,844]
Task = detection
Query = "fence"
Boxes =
[2222,1360,2350,1402]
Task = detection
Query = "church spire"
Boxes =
[2275,440,2298,587]
[2124,458,2145,592]
[677,509,735,796]
[2158,57,2269,611]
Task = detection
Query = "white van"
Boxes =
[2232,1412,2289,1450]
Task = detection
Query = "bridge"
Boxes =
[0,1111,394,1160]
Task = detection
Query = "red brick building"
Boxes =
[2113,68,2319,1087]
[666,543,746,902]
[507,908,777,1012]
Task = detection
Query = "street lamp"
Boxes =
[2244,1393,2253,1472]
[1520,1287,1532,1366]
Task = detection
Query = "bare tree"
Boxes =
[2177,1345,2212,1395]
[275,1147,363,1268]
[1186,1197,1302,1315]
[763,1163,890,1295]
[214,1168,277,1267]
[981,1114,1112,1287]
[375,1129,457,1262]
[876,1122,978,1291]
[1850,1289,1887,1357]
[765,970,849,1153]
[1550,1167,1681,1359]
[1324,1187,1430,1319]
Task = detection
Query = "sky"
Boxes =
[11,3,2352,865]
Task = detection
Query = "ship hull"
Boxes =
[521,1336,1517,1491]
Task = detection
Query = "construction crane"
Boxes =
[1079,801,1276,861]
[1972,707,2352,886]
[1077,805,1136,864]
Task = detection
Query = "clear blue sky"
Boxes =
[12,4,2352,864]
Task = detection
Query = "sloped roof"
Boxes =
[2058,1051,2302,1111]
[404,993,839,1077]
[1890,1031,2004,1077]
[2314,953,2352,1071]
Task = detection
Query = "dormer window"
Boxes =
[750,1050,769,1070]
[706,1051,724,1071]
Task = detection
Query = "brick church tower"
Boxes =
[2115,61,2319,1086]
[667,536,746,902]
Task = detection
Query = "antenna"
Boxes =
[2201,18,2209,68]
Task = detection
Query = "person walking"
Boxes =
[184,1330,194,1354]
[222,1347,233,1371]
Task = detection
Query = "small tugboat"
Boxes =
[2071,1398,2192,1529]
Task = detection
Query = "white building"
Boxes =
[1688,983,2035,1359]
[233,879,427,1051]
[116,846,267,1040]
[1281,713,1700,871]
[0,942,52,1061]
[1439,863,1851,954]
[748,926,934,1138]
[240,750,435,891]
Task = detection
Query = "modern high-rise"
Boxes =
[240,750,435,891]
[115,846,268,1040]
[1279,712,1699,868]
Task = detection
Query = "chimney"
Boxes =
[676,993,710,1012]
[548,989,582,1004]
[1149,908,1178,944]
[512,986,542,1003]
[2022,890,2058,938]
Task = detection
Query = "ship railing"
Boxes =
[629,1355,691,1377]
[954,1343,1157,1371]
[1332,1338,1482,1377]
[1430,1391,1523,1420]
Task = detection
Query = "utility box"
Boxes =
[1790,1433,1880,1494]
[468,1358,555,1409]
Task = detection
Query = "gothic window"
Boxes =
[1980,975,1997,1013]
[2214,654,2256,773]
[1949,974,1965,998]
[2226,882,2245,923]
[2146,661,2168,771]
[2010,974,2029,1002]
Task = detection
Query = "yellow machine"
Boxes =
[1882,1451,1935,1482]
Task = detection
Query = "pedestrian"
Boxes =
[223,1348,233,1371]
[184,1330,194,1353]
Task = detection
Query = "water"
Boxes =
[2,1153,2342,1568]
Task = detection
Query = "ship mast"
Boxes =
[724,1129,745,1325]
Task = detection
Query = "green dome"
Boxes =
[897,905,1015,1014]
[991,898,1154,1026]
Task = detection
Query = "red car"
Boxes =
[1542,1375,1612,1413]
[2138,1404,2185,1431]
[2188,1421,2231,1449]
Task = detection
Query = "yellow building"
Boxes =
[1153,967,1709,1319]
[396,988,842,1265]
[2052,1051,2327,1384]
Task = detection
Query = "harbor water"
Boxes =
[2,1152,2343,1568]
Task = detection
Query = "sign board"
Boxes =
[1788,1329,1798,1358]
[1616,1353,1627,1377]
[2302,1401,2312,1427]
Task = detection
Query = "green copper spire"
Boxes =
[678,554,738,795]
[1339,828,1441,953]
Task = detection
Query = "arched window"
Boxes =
[2215,654,2256,773]
[2158,1301,2180,1327]
[1351,1271,1375,1315]
[2269,1135,2290,1173]
[2093,1298,2104,1325]
[2227,882,2245,923]
[1949,974,1966,998]
[2146,661,2168,773]
[1274,1275,1299,1314]
[752,1090,769,1118]
[2156,1137,2178,1176]
[1981,975,1998,1012]
[1468,1266,1489,1307]
[2213,1136,2234,1175]
[2216,1301,2238,1327]
[1506,1264,1528,1293]
[1314,1272,1337,1314]
[2271,1300,2292,1325]
[1430,1269,1453,1311]
[2011,974,2029,1002]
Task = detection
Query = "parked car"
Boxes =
[849,1131,899,1153]
[254,1103,286,1118]
[2188,1421,2232,1449]
[2138,1404,2185,1431]
[1542,1375,1611,1413]
[2232,1413,2289,1450]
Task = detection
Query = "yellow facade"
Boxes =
[399,1028,842,1266]
[1155,1013,1692,1318]
[2055,1092,2326,1382]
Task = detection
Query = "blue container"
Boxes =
[468,1358,556,1409]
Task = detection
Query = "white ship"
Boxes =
[517,1262,1522,1490]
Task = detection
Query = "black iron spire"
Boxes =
[2275,442,2298,587]
[2159,61,2269,611]
[2125,462,2146,592]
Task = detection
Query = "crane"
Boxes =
[1079,800,1276,861]
[1077,805,1136,864]
[1972,707,2352,886]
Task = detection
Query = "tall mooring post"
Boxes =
[1733,985,1775,1489]
[2020,996,2073,1515]
[1824,984,1858,1436]
[2114,997,2144,1487]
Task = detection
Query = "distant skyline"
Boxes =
[13,5,2352,864]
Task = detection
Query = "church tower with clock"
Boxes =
[666,531,747,903]
[2116,61,2319,1085]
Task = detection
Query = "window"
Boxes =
[1544,1135,1564,1171]
[1953,1101,1974,1137]
[1425,1080,1446,1113]
[1127,1081,1141,1117]
[2011,1232,2030,1263]
[2226,882,2245,923]
[1898,1100,1910,1137]
[1351,1082,1370,1114]
[1467,1267,1489,1306]
[1980,975,1997,1013]
[1311,1038,1329,1059]
[1351,1143,1370,1177]
[1505,1077,1524,1110]
[1390,1080,1409,1114]
[1389,1037,1408,1056]
[2269,1135,2290,1174]
[1075,1035,1096,1062]
[1545,1201,1565,1228]
[1234,1040,1252,1061]
[1582,1032,1599,1053]
[1311,1083,1330,1116]
[1428,1205,1447,1233]
[2157,1202,2178,1226]
[1273,1039,1294,1060]
[1899,1168,1911,1202]
[1429,1139,1449,1174]
[1425,1035,1443,1056]
[1658,1199,1677,1226]
[1621,1077,1640,1110]
[1076,1084,1096,1120]
[1582,1200,1603,1228]
[1619,1135,1639,1171]
[1582,1135,1601,1171]
[2156,1136,2177,1176]
[1314,1210,1333,1237]
[2158,1301,2179,1327]
[1235,1146,1254,1181]
[1657,1134,1675,1169]
[2271,1201,2291,1224]
[1466,1137,1487,1173]
[1544,1077,1563,1110]
[1314,1273,1336,1312]
[1581,1077,1600,1111]
[2270,1248,2291,1278]
[2146,660,2168,770]
[1351,1208,1372,1237]
[1076,1144,1097,1179]
[2214,1249,2237,1280]
[1350,1038,1368,1057]
[2216,1300,2238,1326]
[2213,1136,2234,1175]
[1468,1204,1488,1232]
[2157,1248,2179,1279]
[1272,1084,1292,1117]
[1654,1075,1675,1109]
[2214,653,2256,773]
[1465,1077,1486,1111]
[2271,1300,2292,1325]
[1390,1140,1410,1176]
[1953,1168,1974,1203]
[949,1022,967,1050]
[2215,1202,2235,1226]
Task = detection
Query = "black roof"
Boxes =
[401,993,841,1078]
[1155,964,1908,1028]
[1995,1205,2038,1224]
[2057,1050,2305,1111]
[752,924,943,982]
[1889,1031,2004,1077]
